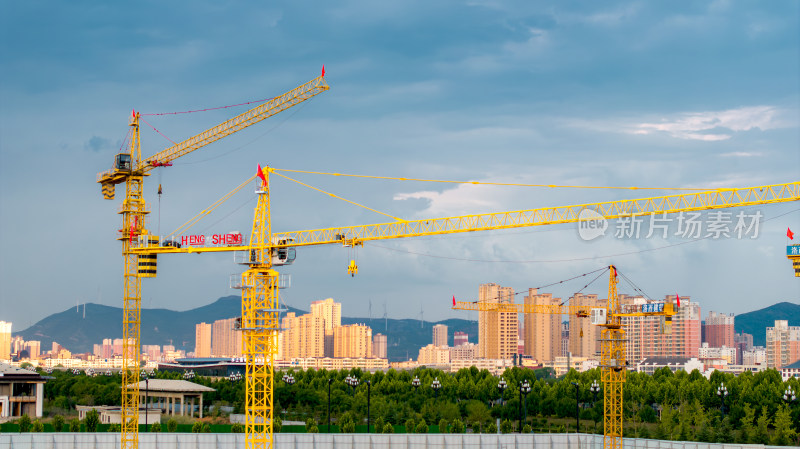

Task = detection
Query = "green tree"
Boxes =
[52,415,65,432]
[167,418,178,432]
[231,423,244,433]
[192,422,202,433]
[107,423,120,432]
[84,409,100,432]
[753,406,771,444]
[522,424,532,434]
[274,416,282,433]
[639,426,650,439]
[342,420,355,433]
[771,404,797,446]
[404,418,415,433]
[738,403,756,444]
[18,414,32,432]
[415,418,428,433]
[32,419,44,432]
[69,418,81,432]
[438,418,449,433]
[485,422,497,434]
[202,423,211,433]
[150,421,161,432]
[383,422,394,433]
[374,416,385,433]
[500,419,514,434]
[451,419,465,433]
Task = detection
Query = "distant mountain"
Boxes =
[14,296,477,362]
[735,301,800,347]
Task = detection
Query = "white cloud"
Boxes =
[633,106,782,141]
[719,151,763,158]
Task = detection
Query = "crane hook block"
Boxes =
[347,260,358,277]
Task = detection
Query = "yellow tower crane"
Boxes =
[129,168,799,449]
[452,266,676,449]
[96,72,329,449]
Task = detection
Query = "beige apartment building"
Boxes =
[334,324,372,358]
[433,324,448,347]
[311,298,341,357]
[766,320,800,368]
[211,317,242,357]
[194,323,212,358]
[478,283,518,360]
[523,289,561,363]
[568,294,602,358]
[281,312,325,359]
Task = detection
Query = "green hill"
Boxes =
[735,301,800,347]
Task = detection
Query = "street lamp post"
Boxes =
[412,376,420,393]
[519,380,531,432]
[366,380,371,433]
[431,377,442,398]
[717,383,729,417]
[327,378,333,433]
[141,370,149,431]
[783,386,796,403]
[590,380,600,405]
[345,375,359,396]
[571,382,580,433]
[497,378,507,406]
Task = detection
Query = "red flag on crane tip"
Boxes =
[676,294,681,308]
[321,65,326,77]
[257,164,267,185]
[788,227,795,240]
[452,295,456,306]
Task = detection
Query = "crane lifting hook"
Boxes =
[347,260,358,277]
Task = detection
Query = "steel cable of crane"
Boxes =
[616,270,655,302]
[463,266,609,305]
[140,97,276,116]
[273,171,404,221]
[272,167,716,191]
[168,174,258,238]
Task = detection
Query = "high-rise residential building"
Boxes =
[766,320,800,368]
[478,283,518,360]
[568,294,602,358]
[143,345,161,361]
[735,332,753,350]
[743,347,767,365]
[523,289,561,363]
[93,344,103,358]
[0,321,12,360]
[24,341,40,360]
[373,333,388,359]
[454,332,468,346]
[418,344,450,365]
[705,311,735,348]
[311,298,341,357]
[333,324,372,358]
[450,342,478,360]
[281,312,325,359]
[11,336,25,357]
[212,317,242,357]
[194,322,212,358]
[623,295,701,363]
[433,324,448,347]
[112,338,123,356]
[102,339,113,358]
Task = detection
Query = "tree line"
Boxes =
[34,365,800,445]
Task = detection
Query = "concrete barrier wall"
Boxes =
[0,433,784,449]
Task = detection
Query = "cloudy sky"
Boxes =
[1,1,798,333]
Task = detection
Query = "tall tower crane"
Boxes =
[96,72,329,449]
[130,169,798,449]
[453,266,674,449]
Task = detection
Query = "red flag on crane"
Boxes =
[452,295,456,306]
[676,294,681,308]
[257,164,266,185]
[321,64,326,77]
[788,227,795,240]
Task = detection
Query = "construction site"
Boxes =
[2,3,799,449]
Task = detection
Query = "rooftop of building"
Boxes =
[0,362,47,382]
[782,360,800,370]
[126,379,215,393]
[637,357,697,365]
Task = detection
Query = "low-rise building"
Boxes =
[0,363,47,420]
[635,357,703,375]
